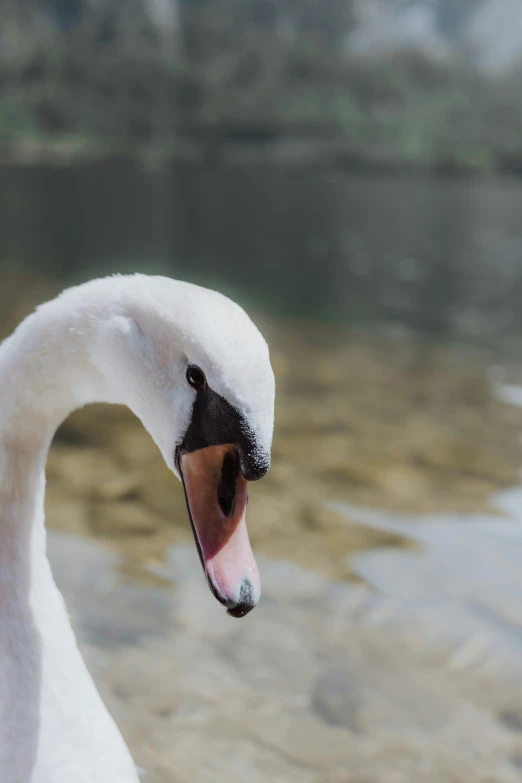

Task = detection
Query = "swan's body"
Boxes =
[0,275,275,782]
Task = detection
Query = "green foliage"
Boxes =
[1,2,522,171]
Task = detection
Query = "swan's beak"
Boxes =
[178,445,260,618]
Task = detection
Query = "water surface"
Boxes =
[3,163,522,343]
[49,475,522,783]
[5,164,522,780]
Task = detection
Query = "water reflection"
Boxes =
[4,164,522,340]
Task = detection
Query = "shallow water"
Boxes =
[49,472,522,783]
[23,325,522,782]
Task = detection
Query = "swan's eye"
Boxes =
[186,365,206,390]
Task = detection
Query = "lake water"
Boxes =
[3,162,522,344]
[4,163,522,781]
[49,475,522,782]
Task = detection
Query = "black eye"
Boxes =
[186,365,206,390]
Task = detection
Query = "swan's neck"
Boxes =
[0,299,114,586]
[0,289,143,781]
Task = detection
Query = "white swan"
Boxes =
[0,274,275,783]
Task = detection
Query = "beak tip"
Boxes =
[224,577,259,618]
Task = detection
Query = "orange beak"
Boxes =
[178,445,260,617]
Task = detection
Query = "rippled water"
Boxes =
[339,486,522,678]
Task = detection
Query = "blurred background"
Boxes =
[4,2,522,781]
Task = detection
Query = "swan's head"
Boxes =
[93,275,275,618]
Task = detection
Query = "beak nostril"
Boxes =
[217,450,239,518]
[218,493,232,516]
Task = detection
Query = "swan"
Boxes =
[0,274,275,783]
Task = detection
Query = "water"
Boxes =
[48,477,522,782]
[3,163,522,341]
[337,487,522,676]
[43,383,522,783]
[6,163,522,780]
